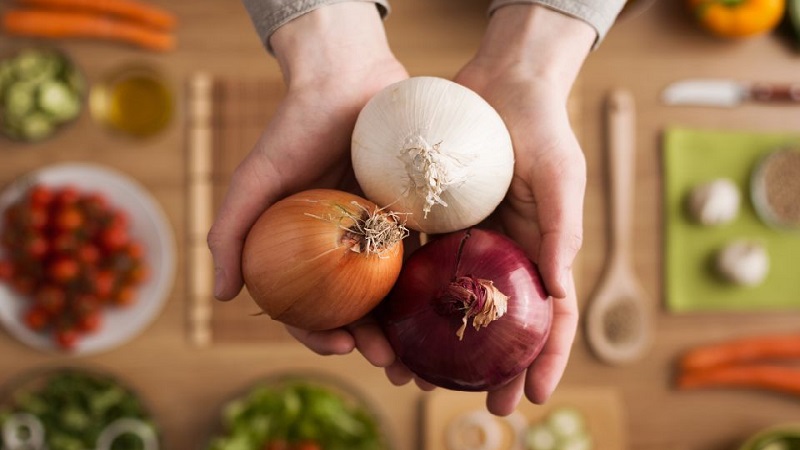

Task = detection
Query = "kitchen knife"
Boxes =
[661,79,800,107]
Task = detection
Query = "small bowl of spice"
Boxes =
[751,148,800,230]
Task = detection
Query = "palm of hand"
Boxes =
[454,67,585,413]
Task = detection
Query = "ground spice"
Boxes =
[757,149,800,227]
[603,298,641,345]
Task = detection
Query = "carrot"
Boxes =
[677,365,800,397]
[680,334,800,372]
[17,0,176,30]
[2,10,175,52]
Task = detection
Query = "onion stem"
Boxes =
[400,135,469,218]
[435,229,509,340]
[305,201,408,257]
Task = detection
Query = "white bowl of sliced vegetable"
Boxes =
[0,47,86,142]
[206,371,394,450]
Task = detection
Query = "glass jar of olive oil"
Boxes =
[90,65,173,138]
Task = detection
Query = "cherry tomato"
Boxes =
[48,257,80,284]
[112,286,136,307]
[263,440,289,450]
[23,233,49,260]
[127,264,149,284]
[0,260,14,280]
[291,440,322,450]
[77,244,101,265]
[28,185,53,207]
[99,225,128,252]
[27,205,49,230]
[93,270,116,299]
[51,232,80,254]
[55,327,79,350]
[76,310,102,333]
[55,186,80,206]
[24,306,50,331]
[72,294,100,315]
[35,285,67,315]
[54,206,84,231]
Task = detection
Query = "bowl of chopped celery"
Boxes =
[0,366,160,450]
[0,47,86,143]
[206,371,393,450]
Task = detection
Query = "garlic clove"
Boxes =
[715,239,770,287]
[687,178,741,226]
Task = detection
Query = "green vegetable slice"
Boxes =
[39,81,81,122]
[4,83,36,120]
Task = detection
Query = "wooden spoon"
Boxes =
[585,89,654,366]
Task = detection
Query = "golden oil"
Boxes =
[91,66,172,138]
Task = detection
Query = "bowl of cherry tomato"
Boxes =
[0,162,175,354]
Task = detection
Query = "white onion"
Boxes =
[351,76,514,234]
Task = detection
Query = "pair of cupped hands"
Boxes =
[208,3,593,416]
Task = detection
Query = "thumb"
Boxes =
[207,159,279,300]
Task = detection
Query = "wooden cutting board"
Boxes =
[423,387,627,450]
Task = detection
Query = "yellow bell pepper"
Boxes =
[689,0,786,38]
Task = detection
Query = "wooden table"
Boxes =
[1,1,799,449]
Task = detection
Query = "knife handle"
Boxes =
[750,83,800,103]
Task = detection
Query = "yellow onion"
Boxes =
[242,189,407,331]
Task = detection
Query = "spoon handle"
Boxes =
[606,89,636,269]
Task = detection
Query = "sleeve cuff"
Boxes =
[488,0,625,48]
[242,0,391,54]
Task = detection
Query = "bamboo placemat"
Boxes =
[187,74,293,345]
[185,74,583,345]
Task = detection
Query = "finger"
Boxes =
[207,154,280,301]
[384,359,415,386]
[533,150,586,298]
[285,325,356,355]
[347,319,396,367]
[414,377,437,392]
[525,271,579,404]
[486,373,525,416]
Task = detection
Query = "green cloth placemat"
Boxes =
[663,127,800,313]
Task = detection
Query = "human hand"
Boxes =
[453,4,596,415]
[209,3,407,300]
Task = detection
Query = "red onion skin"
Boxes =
[381,228,552,391]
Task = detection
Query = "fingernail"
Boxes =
[214,266,225,299]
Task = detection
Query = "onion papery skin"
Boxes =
[381,228,552,391]
[242,189,405,331]
[351,77,514,234]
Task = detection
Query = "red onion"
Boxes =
[381,228,552,391]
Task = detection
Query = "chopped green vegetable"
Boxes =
[525,407,592,450]
[0,47,85,142]
[208,378,387,450]
[0,370,158,450]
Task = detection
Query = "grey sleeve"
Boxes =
[240,0,390,52]
[488,0,626,46]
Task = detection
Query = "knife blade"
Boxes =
[661,79,800,107]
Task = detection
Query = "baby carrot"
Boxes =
[17,0,176,30]
[2,9,175,52]
[677,365,800,397]
[680,334,800,372]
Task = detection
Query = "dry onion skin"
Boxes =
[241,189,407,331]
[351,77,514,234]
